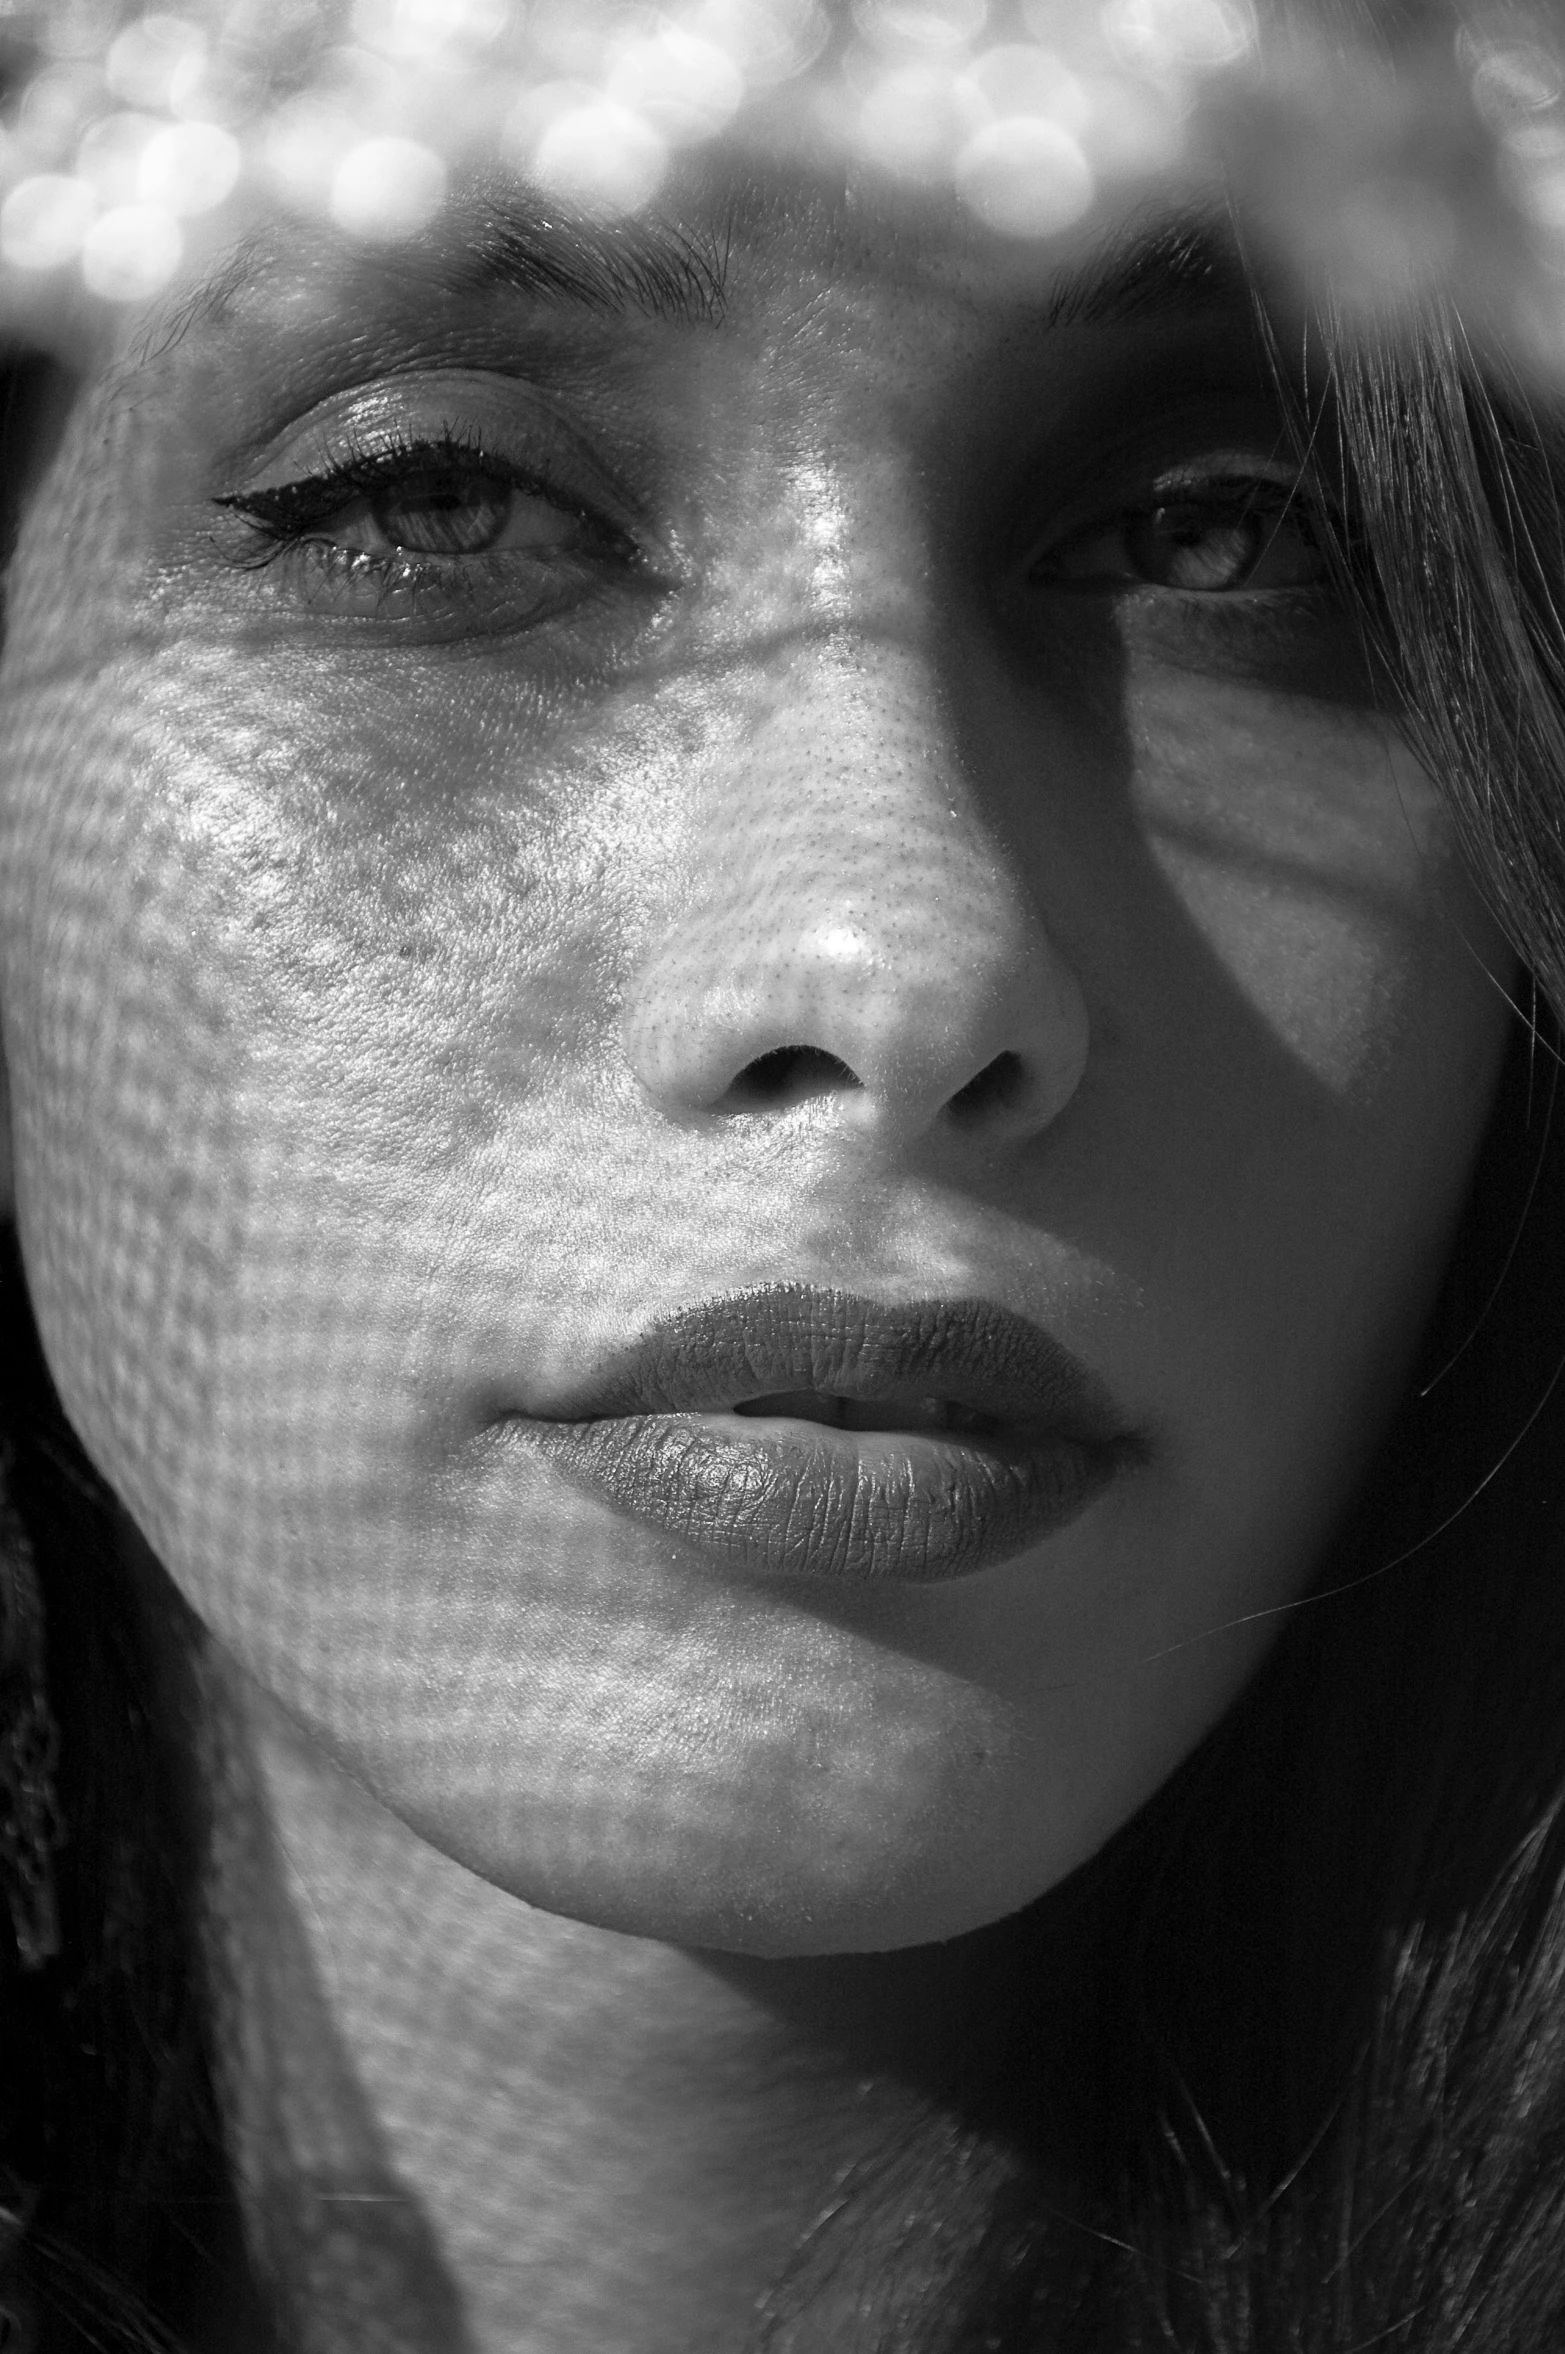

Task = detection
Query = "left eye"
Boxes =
[1037,489,1328,594]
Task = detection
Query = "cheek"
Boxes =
[0,673,246,1520]
[1071,664,1516,1630]
[0,590,1520,1958]
[1130,670,1503,1091]
[0,649,702,1554]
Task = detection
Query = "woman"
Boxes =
[3,0,1565,2345]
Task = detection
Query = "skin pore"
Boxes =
[0,151,1519,2348]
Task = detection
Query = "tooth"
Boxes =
[729,1391,1000,1436]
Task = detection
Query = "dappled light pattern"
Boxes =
[0,0,1557,367]
[0,14,1542,2343]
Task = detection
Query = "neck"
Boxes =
[201,1662,1091,2354]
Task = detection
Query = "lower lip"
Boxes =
[516,1410,1128,1584]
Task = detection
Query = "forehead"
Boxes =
[118,169,1256,430]
[206,166,1245,312]
[19,0,1351,428]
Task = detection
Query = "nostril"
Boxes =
[947,1051,1026,1127]
[720,1044,861,1113]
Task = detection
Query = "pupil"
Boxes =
[1132,502,1262,591]
[373,469,511,556]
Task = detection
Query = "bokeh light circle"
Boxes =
[954,114,1095,234]
[531,102,669,215]
[0,174,97,272]
[80,199,183,299]
[329,134,448,240]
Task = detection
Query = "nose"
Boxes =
[623,634,1088,1150]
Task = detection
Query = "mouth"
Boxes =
[732,1389,1006,1434]
[506,1286,1141,1585]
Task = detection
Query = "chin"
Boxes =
[496,1854,1046,1959]
[385,1749,1103,1958]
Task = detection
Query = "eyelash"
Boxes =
[1036,469,1349,596]
[215,429,637,618]
[1131,475,1310,536]
[214,431,1349,646]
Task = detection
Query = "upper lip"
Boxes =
[528,1283,1131,1446]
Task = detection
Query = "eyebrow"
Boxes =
[1041,210,1253,330]
[179,192,1249,354]
[430,192,1248,333]
[435,181,731,324]
[178,182,731,342]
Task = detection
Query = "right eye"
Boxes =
[223,442,627,565]
[324,460,582,559]
[217,429,650,637]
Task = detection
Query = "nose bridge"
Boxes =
[708,625,1025,1013]
[746,623,988,898]
[624,625,1089,1145]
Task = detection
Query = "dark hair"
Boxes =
[10,132,1565,2354]
[0,1228,252,2353]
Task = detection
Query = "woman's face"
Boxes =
[0,158,1515,1953]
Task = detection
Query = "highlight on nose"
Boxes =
[621,630,1091,1149]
